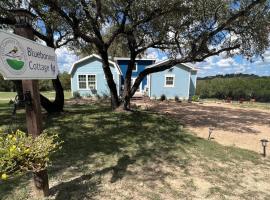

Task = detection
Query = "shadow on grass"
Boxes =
[50,154,135,199]
[42,103,195,199]
[0,102,263,199]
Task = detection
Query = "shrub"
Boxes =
[95,94,101,100]
[192,95,200,102]
[160,94,166,101]
[73,91,81,99]
[86,93,92,98]
[0,129,62,180]
[102,93,110,100]
[174,96,179,102]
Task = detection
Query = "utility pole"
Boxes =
[13,8,49,197]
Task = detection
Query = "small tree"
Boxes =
[0,129,62,197]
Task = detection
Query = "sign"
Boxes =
[0,30,58,80]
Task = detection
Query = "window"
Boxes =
[165,75,175,87]
[88,75,96,89]
[78,75,87,89]
[78,74,96,90]
[132,62,138,72]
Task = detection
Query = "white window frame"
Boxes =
[78,74,87,90]
[88,74,97,90]
[164,74,175,87]
[132,62,138,72]
[77,74,97,90]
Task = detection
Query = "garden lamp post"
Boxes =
[260,139,269,157]
[13,8,49,198]
[208,127,214,140]
[13,8,35,39]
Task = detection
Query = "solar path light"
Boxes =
[260,139,269,157]
[208,127,215,140]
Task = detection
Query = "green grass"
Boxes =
[0,101,269,199]
[0,91,72,102]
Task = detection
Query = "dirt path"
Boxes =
[134,100,270,154]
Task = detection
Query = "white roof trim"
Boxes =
[146,59,198,71]
[69,54,122,75]
[114,57,156,61]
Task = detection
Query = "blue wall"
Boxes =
[117,60,155,91]
[149,64,191,99]
[71,57,120,97]
[189,70,197,97]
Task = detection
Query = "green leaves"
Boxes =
[0,129,62,181]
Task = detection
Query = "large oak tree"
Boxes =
[0,0,74,113]
[37,0,270,109]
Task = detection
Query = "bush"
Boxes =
[174,96,179,102]
[192,95,200,102]
[86,93,92,98]
[95,94,101,100]
[160,94,166,101]
[102,93,110,100]
[0,129,62,180]
[73,91,81,99]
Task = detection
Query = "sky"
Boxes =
[56,47,270,78]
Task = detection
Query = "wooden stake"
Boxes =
[22,80,42,138]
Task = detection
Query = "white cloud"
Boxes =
[56,47,78,72]
[216,57,237,68]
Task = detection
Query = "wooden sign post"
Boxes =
[13,9,49,197]
[0,9,57,198]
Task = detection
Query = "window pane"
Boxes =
[88,75,96,89]
[79,82,86,89]
[78,75,87,89]
[88,75,95,81]
[79,75,86,81]
[166,76,174,86]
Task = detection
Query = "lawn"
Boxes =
[0,91,72,103]
[0,100,270,199]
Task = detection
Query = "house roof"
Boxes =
[146,59,198,71]
[69,54,122,75]
[114,57,156,61]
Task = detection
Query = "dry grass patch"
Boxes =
[0,101,270,199]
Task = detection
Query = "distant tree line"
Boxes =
[0,72,71,92]
[196,74,270,102]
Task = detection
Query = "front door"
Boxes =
[131,78,142,93]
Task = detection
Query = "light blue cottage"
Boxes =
[69,54,197,99]
[147,60,197,99]
[69,54,122,97]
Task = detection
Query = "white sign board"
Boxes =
[0,30,58,80]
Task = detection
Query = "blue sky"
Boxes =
[56,47,270,77]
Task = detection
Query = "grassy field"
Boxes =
[0,100,270,199]
[201,98,270,110]
[0,91,72,103]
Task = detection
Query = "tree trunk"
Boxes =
[33,169,49,197]
[13,77,64,113]
[40,76,64,113]
[121,51,136,110]
[13,80,24,101]
[99,50,120,109]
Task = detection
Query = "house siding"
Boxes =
[150,64,191,99]
[117,60,155,91]
[71,58,119,97]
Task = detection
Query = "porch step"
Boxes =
[132,96,143,100]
